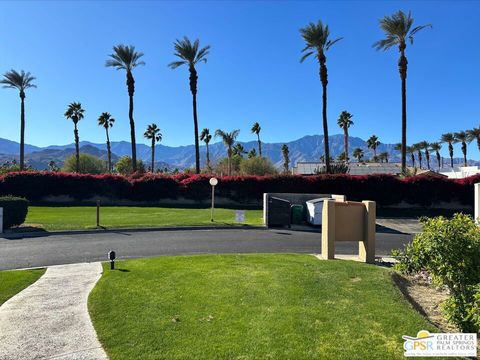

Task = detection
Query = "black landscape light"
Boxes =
[108,250,116,270]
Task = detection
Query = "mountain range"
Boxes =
[0,134,474,170]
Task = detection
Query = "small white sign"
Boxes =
[403,330,477,357]
[235,210,245,223]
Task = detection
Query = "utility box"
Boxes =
[321,200,376,263]
[306,198,331,225]
[267,197,291,227]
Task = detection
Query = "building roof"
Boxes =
[292,162,402,176]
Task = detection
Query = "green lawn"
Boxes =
[25,206,263,231]
[0,268,45,306]
[89,254,438,360]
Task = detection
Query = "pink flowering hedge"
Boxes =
[0,171,477,207]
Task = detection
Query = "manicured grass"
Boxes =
[89,254,438,360]
[25,206,263,231]
[0,268,45,306]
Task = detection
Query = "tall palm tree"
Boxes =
[418,141,430,169]
[430,142,442,168]
[337,111,353,162]
[352,147,363,162]
[374,11,431,173]
[200,128,212,171]
[466,127,480,152]
[144,123,162,172]
[300,21,342,174]
[215,129,240,176]
[440,133,455,168]
[406,145,416,167]
[281,144,290,173]
[64,102,85,173]
[367,135,380,158]
[454,131,468,167]
[251,122,262,157]
[0,70,36,170]
[97,112,115,172]
[413,143,423,168]
[169,37,210,174]
[106,44,145,172]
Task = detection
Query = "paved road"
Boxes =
[0,228,412,270]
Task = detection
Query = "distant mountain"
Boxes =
[0,135,476,170]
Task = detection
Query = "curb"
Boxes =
[0,225,267,239]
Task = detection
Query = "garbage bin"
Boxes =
[267,197,291,227]
[290,204,304,225]
[306,198,331,225]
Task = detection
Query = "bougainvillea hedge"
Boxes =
[0,171,477,207]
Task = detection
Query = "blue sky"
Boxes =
[0,0,479,158]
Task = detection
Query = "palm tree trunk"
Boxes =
[436,152,441,168]
[257,134,262,157]
[426,152,430,169]
[19,93,25,171]
[411,153,415,168]
[418,152,422,169]
[127,71,137,173]
[344,127,348,163]
[189,66,201,174]
[206,142,210,171]
[318,53,331,174]
[463,143,467,167]
[227,148,232,176]
[399,49,408,173]
[74,123,80,173]
[449,144,454,167]
[151,138,155,172]
[106,128,111,172]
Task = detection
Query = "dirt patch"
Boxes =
[392,272,457,332]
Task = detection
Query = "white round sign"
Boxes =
[209,177,218,186]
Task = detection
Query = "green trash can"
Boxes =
[290,205,304,225]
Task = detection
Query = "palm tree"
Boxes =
[64,102,85,173]
[430,142,442,168]
[144,123,162,172]
[300,21,342,174]
[352,147,363,162]
[281,144,290,173]
[106,44,145,172]
[440,133,455,168]
[379,151,389,163]
[232,143,246,158]
[374,11,431,173]
[418,141,430,169]
[251,122,262,157]
[454,131,468,167]
[97,112,115,172]
[200,128,212,171]
[367,135,380,159]
[169,37,210,174]
[413,143,423,168]
[406,145,416,167]
[466,127,480,152]
[0,70,36,170]
[337,111,353,162]
[215,129,240,176]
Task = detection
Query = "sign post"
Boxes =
[209,177,218,222]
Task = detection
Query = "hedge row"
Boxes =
[0,171,477,207]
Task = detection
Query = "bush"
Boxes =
[393,214,480,332]
[63,154,108,174]
[115,156,146,175]
[0,196,29,229]
[240,157,277,176]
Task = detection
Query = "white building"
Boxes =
[292,162,402,176]
[440,166,480,179]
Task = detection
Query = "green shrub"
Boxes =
[114,156,145,175]
[239,157,277,176]
[0,196,29,229]
[63,154,107,174]
[393,214,480,332]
